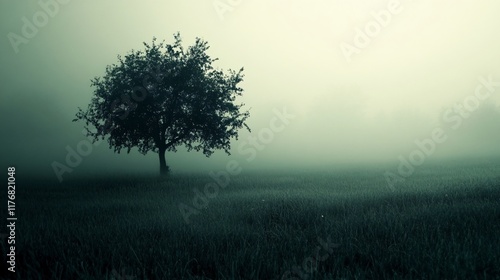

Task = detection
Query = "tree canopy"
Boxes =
[74,33,250,175]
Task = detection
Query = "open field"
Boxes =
[1,160,500,279]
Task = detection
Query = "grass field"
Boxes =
[1,160,500,279]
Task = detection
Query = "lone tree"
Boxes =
[74,33,250,175]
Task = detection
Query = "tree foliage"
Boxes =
[74,33,250,174]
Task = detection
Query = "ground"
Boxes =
[2,159,500,279]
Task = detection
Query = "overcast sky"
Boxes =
[1,0,500,180]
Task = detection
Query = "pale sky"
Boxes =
[1,0,500,179]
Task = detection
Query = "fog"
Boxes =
[1,0,500,180]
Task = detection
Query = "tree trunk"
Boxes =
[159,147,169,176]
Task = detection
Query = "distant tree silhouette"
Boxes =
[74,33,250,175]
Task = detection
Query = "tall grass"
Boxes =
[1,162,499,279]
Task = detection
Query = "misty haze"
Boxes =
[1,1,500,279]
